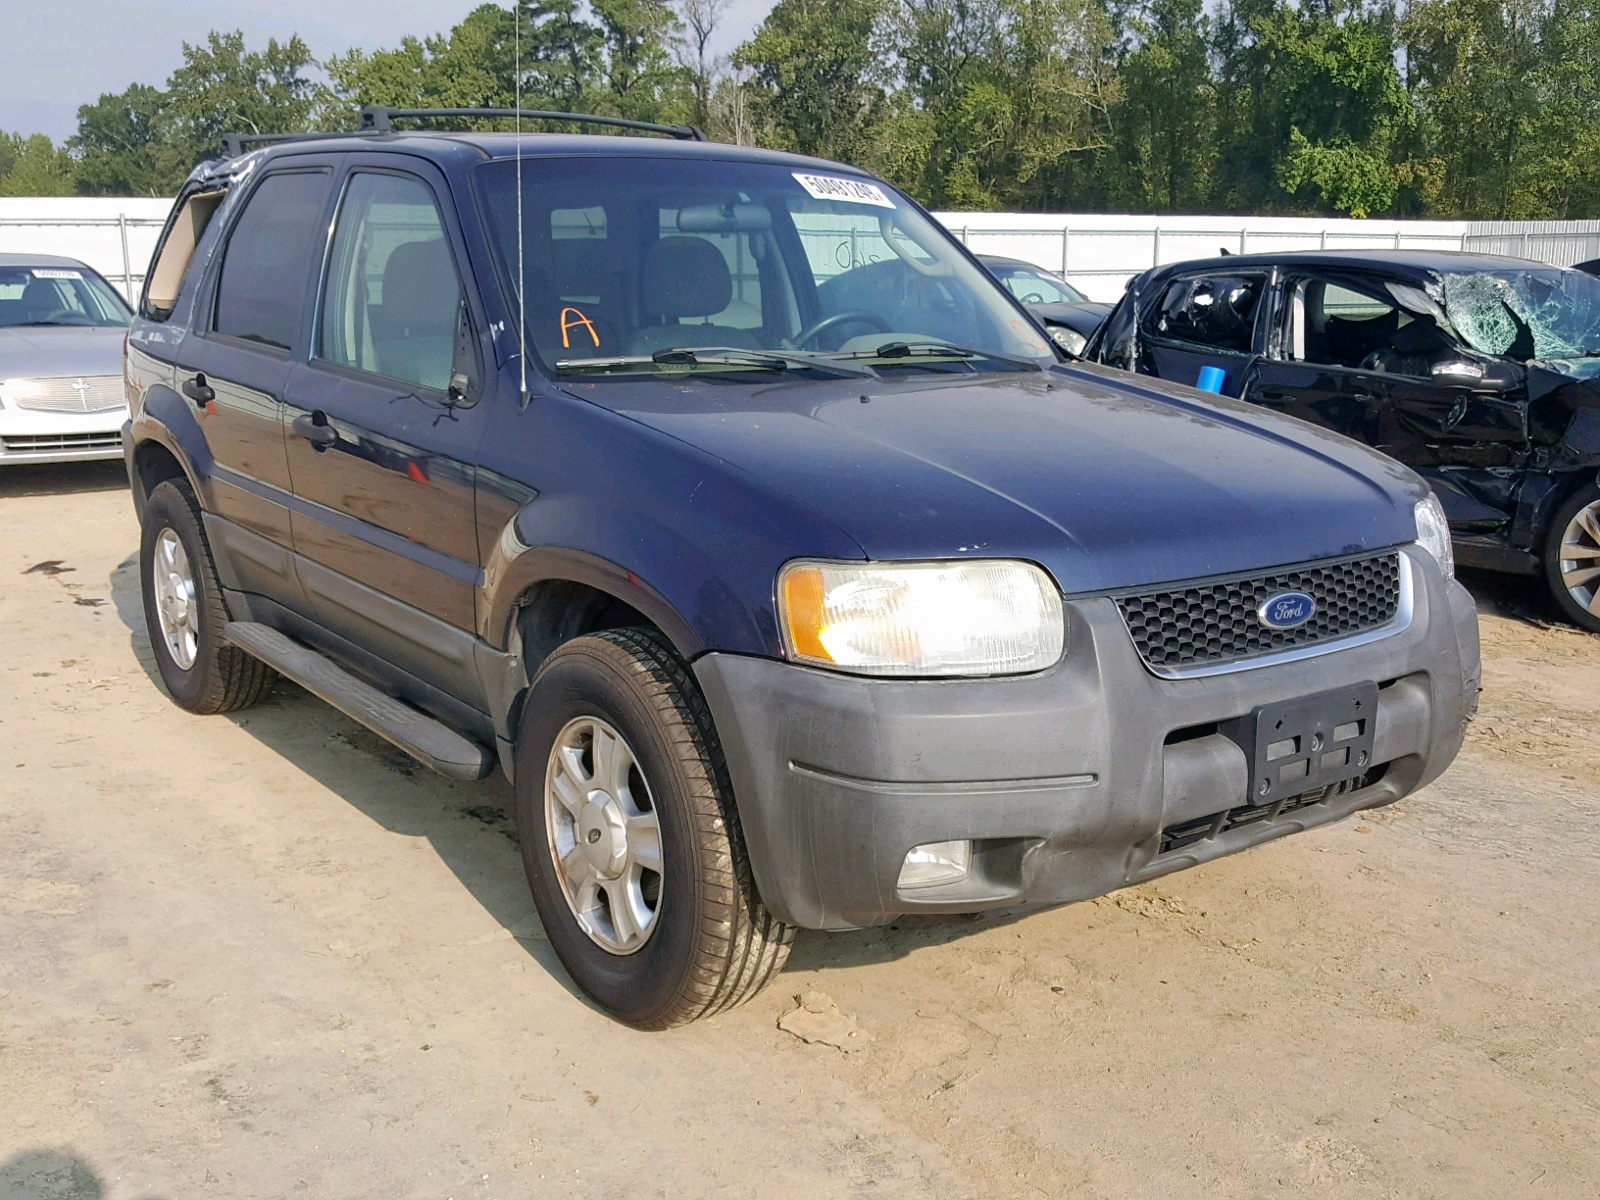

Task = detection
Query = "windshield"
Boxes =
[474,157,1053,377]
[1440,268,1600,361]
[0,265,131,329]
[987,262,1087,305]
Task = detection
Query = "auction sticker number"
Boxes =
[31,268,83,280]
[792,173,896,209]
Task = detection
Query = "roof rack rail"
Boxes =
[217,106,707,161]
[358,106,708,143]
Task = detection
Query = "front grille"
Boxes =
[2,432,124,455]
[9,376,125,414]
[1157,770,1381,855]
[1115,552,1402,673]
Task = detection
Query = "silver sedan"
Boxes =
[0,253,132,465]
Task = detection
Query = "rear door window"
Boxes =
[212,170,334,352]
[1143,273,1266,353]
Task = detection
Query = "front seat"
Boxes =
[628,237,760,355]
[371,239,460,390]
[20,280,66,323]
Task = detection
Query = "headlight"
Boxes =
[1048,325,1087,356]
[778,559,1065,677]
[1413,493,1454,579]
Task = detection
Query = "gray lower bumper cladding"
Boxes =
[696,548,1479,930]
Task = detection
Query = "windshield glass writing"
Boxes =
[1441,269,1600,360]
[474,157,1052,377]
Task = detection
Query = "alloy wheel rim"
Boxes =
[153,528,199,670]
[1558,500,1600,618]
[543,716,663,955]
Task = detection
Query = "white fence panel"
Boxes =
[0,198,172,301]
[6,198,1600,308]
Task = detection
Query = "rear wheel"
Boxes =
[1543,484,1600,633]
[139,479,276,713]
[514,628,794,1028]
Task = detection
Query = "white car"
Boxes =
[0,253,132,465]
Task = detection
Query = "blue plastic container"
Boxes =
[1196,365,1226,394]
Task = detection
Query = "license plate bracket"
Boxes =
[1234,682,1379,806]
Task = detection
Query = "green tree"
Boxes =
[1098,0,1215,211]
[591,0,690,120]
[0,133,76,196]
[163,30,319,156]
[734,0,888,162]
[882,0,1118,209]
[71,84,186,196]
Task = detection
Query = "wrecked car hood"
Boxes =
[576,365,1425,594]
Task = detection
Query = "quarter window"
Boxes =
[319,172,462,391]
[212,171,332,351]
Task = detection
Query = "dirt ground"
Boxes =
[2,461,1597,1200]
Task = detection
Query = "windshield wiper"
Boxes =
[557,345,876,379]
[827,340,1043,371]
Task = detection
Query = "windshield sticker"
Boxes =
[560,307,600,349]
[31,268,82,280]
[791,173,896,209]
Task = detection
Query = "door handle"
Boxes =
[292,411,338,447]
[181,373,215,406]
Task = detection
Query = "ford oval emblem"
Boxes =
[1258,591,1317,630]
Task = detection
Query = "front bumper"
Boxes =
[695,547,1479,930]
[0,405,127,465]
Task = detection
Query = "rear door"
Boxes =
[282,159,493,703]
[178,162,337,605]
[1135,269,1270,396]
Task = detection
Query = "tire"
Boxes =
[513,628,794,1028]
[139,478,276,713]
[1542,483,1600,633]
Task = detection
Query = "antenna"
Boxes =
[514,1,528,401]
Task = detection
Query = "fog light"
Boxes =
[897,839,972,890]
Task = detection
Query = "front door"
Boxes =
[283,162,492,703]
[178,163,338,605]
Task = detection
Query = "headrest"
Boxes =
[21,280,60,316]
[641,237,732,319]
[382,239,458,329]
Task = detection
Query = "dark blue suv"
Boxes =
[123,110,1480,1027]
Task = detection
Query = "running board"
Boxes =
[224,622,494,781]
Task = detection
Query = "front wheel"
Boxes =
[1543,484,1600,633]
[514,628,794,1028]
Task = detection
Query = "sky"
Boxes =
[0,0,774,142]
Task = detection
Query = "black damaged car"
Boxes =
[1086,251,1600,630]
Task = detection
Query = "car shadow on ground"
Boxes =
[0,461,125,500]
[107,554,598,1011]
[0,1147,163,1200]
[103,553,1566,991]
[1456,565,1586,632]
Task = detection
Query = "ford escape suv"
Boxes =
[123,109,1480,1028]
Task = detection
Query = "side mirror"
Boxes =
[1431,359,1517,391]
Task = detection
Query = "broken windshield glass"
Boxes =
[1440,269,1600,361]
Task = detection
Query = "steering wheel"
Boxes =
[793,309,892,350]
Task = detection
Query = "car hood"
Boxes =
[567,365,1423,594]
[1031,301,1112,336]
[0,326,126,379]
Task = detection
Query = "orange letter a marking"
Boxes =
[560,307,600,349]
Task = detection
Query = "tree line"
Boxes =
[2,0,1597,219]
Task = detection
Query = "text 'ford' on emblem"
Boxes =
[1258,591,1317,630]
